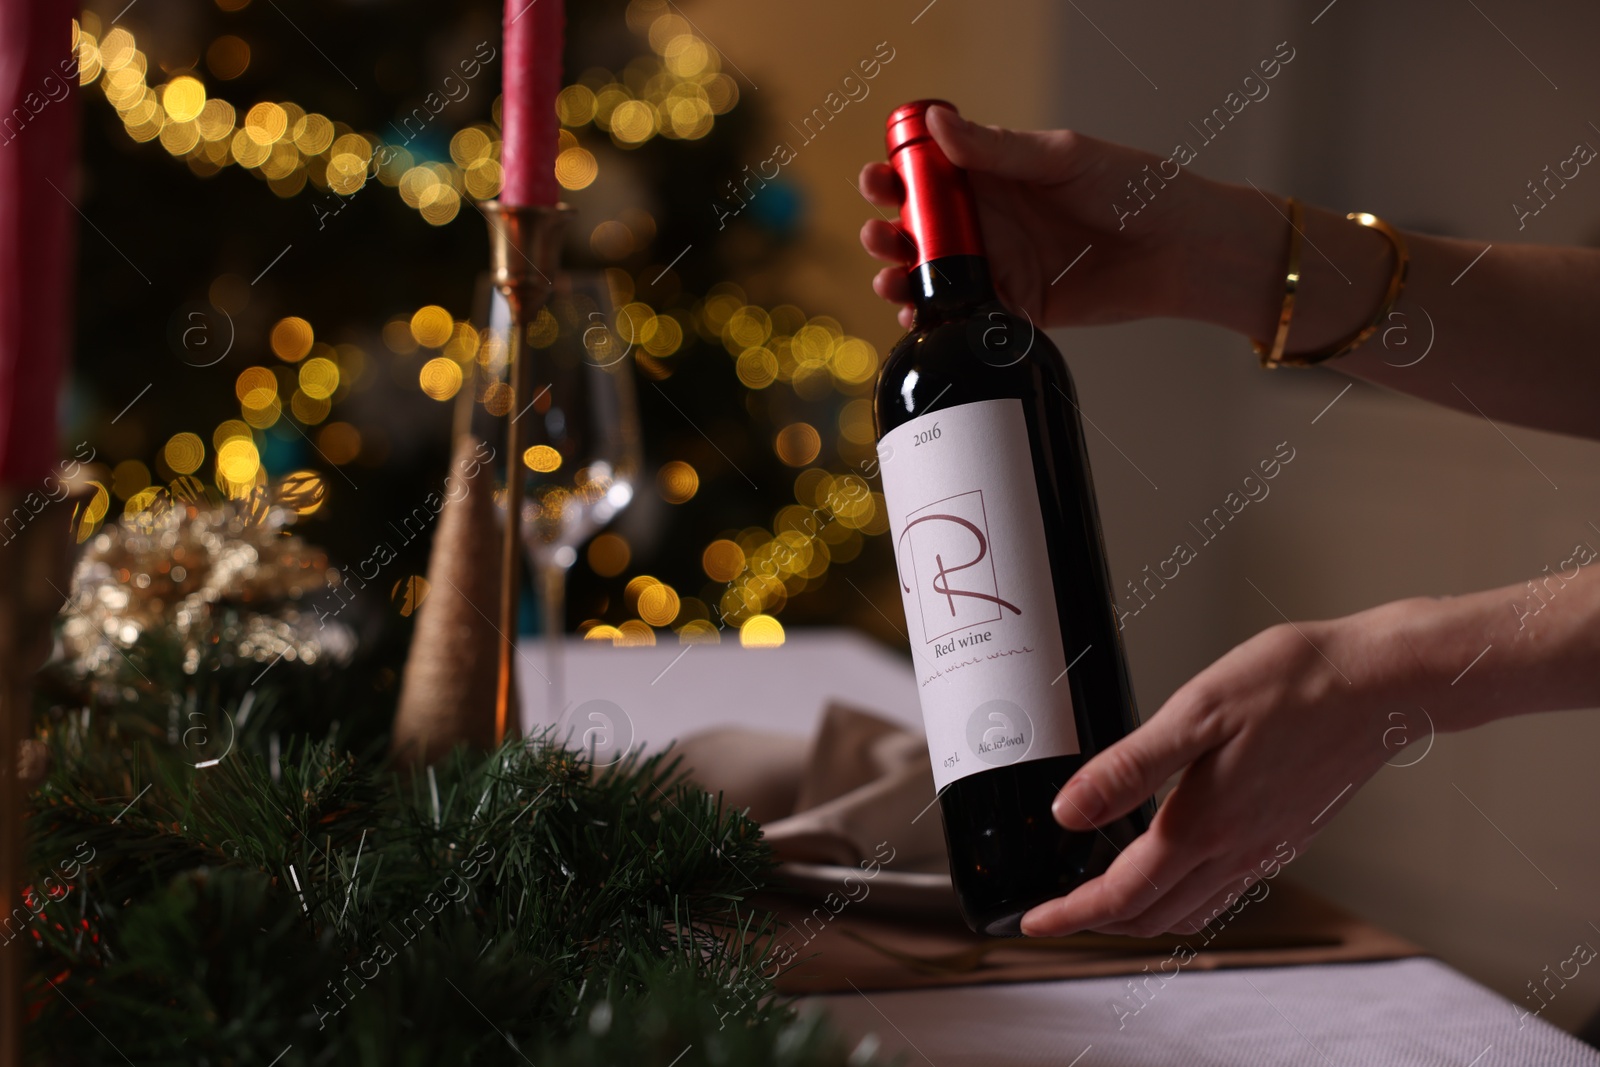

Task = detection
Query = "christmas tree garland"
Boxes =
[21,661,887,1066]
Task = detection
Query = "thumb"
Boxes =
[926,105,1084,183]
[1051,702,1217,830]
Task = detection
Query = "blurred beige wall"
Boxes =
[693,0,1600,1031]
[686,0,1059,336]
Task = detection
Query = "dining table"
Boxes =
[519,629,1600,1067]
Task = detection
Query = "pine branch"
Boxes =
[20,690,888,1067]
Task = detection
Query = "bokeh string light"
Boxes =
[72,0,736,226]
[80,0,888,647]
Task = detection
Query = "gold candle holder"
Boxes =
[481,201,574,746]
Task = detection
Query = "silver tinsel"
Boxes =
[58,497,355,683]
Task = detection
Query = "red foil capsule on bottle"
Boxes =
[885,100,987,268]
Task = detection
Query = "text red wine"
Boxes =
[873,100,1153,936]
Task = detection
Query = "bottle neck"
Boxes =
[911,255,998,320]
[891,128,993,323]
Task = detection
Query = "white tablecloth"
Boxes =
[519,631,1600,1066]
[806,958,1598,1066]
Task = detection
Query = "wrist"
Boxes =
[1364,589,1578,733]
[1318,597,1434,710]
[1169,182,1399,355]
[1168,179,1285,336]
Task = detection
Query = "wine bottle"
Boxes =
[872,100,1154,936]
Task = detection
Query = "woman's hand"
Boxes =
[858,106,1236,332]
[1021,603,1420,938]
[1020,559,1600,937]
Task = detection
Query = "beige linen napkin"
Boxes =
[678,701,1425,991]
[673,702,946,871]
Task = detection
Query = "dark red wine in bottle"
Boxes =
[872,100,1153,936]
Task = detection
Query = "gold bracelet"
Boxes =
[1257,209,1411,369]
[1252,197,1302,369]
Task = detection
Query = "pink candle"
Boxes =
[501,0,563,206]
[0,0,76,486]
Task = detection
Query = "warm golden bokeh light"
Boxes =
[523,444,561,472]
[616,619,657,646]
[740,614,785,648]
[555,146,598,190]
[526,306,560,348]
[206,35,250,80]
[587,532,631,577]
[213,420,252,450]
[110,459,150,500]
[735,346,778,389]
[123,486,161,519]
[637,582,681,627]
[701,538,745,582]
[290,390,331,424]
[162,75,205,122]
[840,398,876,444]
[196,98,235,141]
[242,396,281,429]
[74,482,111,544]
[270,316,314,362]
[243,101,287,144]
[298,356,340,400]
[216,437,261,483]
[419,357,463,401]
[832,338,878,384]
[294,113,334,155]
[382,318,418,355]
[483,381,513,416]
[163,433,205,475]
[774,422,822,467]
[556,85,596,125]
[656,460,698,504]
[443,322,479,364]
[639,314,683,357]
[410,305,454,348]
[449,126,491,166]
[676,619,721,644]
[623,574,659,609]
[278,469,328,514]
[589,220,634,260]
[235,366,278,407]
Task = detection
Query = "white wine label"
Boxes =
[876,397,1079,791]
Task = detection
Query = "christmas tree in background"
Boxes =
[69,0,894,653]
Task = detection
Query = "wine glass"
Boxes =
[472,270,641,726]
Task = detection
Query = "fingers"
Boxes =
[1052,694,1223,832]
[850,155,911,329]
[1090,857,1252,937]
[872,266,911,304]
[1174,875,1272,938]
[857,162,904,209]
[860,219,914,265]
[925,104,1088,183]
[1018,823,1205,937]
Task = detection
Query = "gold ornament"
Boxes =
[58,489,353,687]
